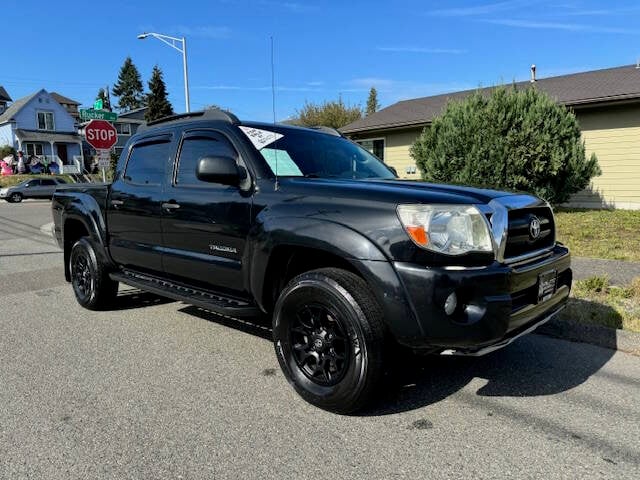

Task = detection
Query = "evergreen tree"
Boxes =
[295,96,362,129]
[410,86,601,204]
[112,57,145,112]
[366,87,380,116]
[145,65,174,122]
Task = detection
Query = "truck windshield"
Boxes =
[240,125,396,180]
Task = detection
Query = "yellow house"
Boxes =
[341,64,640,209]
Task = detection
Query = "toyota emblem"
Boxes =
[529,216,541,239]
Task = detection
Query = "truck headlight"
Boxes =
[397,204,494,255]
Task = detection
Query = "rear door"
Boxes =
[39,178,58,198]
[107,133,174,275]
[160,128,252,294]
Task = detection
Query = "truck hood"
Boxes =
[280,177,521,205]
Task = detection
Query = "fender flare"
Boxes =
[61,193,113,280]
[249,216,423,341]
[249,215,387,310]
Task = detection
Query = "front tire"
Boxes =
[273,268,386,414]
[9,192,22,203]
[69,237,118,310]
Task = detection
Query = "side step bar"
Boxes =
[110,270,261,318]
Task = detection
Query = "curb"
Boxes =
[536,317,640,356]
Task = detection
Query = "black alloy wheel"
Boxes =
[290,303,350,386]
[72,249,94,301]
[69,237,118,310]
[273,268,386,414]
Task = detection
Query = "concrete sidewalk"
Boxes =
[572,257,640,286]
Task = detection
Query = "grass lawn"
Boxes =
[555,209,640,262]
[559,276,640,333]
[0,174,76,188]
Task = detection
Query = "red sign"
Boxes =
[85,119,117,150]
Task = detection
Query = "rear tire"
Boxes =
[273,268,386,414]
[69,237,118,310]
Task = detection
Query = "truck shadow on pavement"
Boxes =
[110,288,176,311]
[365,317,619,416]
[127,297,619,416]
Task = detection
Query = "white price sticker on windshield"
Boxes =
[239,126,283,150]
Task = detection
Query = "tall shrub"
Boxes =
[410,86,600,204]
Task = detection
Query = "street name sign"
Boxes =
[80,109,118,122]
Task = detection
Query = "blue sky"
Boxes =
[3,0,640,121]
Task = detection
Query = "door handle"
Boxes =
[111,199,124,207]
[162,202,181,210]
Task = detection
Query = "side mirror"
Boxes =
[196,156,240,186]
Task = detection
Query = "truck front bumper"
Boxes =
[393,244,571,354]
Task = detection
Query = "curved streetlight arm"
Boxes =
[142,32,185,53]
[138,32,190,113]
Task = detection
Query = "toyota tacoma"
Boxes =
[52,109,572,413]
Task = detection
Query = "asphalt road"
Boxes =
[1,201,639,479]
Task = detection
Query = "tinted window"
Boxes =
[124,141,171,185]
[176,133,238,185]
[41,179,56,186]
[25,180,40,187]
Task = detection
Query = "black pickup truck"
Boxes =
[52,109,571,413]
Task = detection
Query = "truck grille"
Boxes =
[504,206,555,259]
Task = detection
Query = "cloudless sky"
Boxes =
[3,0,640,121]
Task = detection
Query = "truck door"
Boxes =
[160,129,252,295]
[107,134,173,275]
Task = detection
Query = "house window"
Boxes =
[356,138,385,162]
[24,143,44,157]
[114,123,131,135]
[37,111,55,131]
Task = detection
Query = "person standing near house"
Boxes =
[16,151,25,174]
[8,152,17,174]
[42,154,50,174]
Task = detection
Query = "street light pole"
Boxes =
[137,32,191,113]
[182,37,190,114]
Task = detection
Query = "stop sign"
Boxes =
[85,119,117,150]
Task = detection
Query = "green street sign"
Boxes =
[94,98,103,110]
[80,109,118,122]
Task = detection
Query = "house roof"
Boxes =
[51,92,81,106]
[16,129,80,143]
[0,86,11,102]
[0,91,40,124]
[341,64,640,134]
[118,106,148,121]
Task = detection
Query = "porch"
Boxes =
[15,129,84,174]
